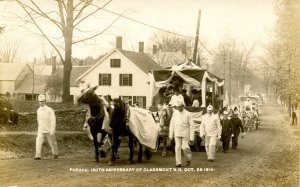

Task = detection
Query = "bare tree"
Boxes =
[0,37,20,63]
[264,0,300,115]
[12,0,123,102]
[149,31,194,67]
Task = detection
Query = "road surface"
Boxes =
[0,102,299,187]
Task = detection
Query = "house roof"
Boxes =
[0,63,31,81]
[14,74,48,94]
[117,49,162,73]
[53,66,91,87]
[77,49,162,81]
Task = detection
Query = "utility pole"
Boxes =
[193,9,201,65]
[229,51,232,106]
[32,58,36,101]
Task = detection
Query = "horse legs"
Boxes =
[91,131,99,162]
[162,136,167,157]
[99,132,107,158]
[108,133,118,166]
[128,135,134,164]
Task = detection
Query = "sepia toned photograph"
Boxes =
[0,0,299,186]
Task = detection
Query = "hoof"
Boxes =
[162,150,167,157]
[100,151,106,158]
[127,160,134,164]
[116,154,120,159]
[95,158,99,162]
[137,158,142,162]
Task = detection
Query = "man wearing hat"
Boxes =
[230,110,245,149]
[220,111,233,153]
[169,100,194,167]
[34,94,58,160]
[200,105,222,161]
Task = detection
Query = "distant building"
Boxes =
[14,74,48,101]
[0,63,32,95]
[76,37,162,108]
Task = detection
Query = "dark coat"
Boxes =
[220,118,233,141]
[231,117,244,134]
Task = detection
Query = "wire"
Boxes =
[100,8,217,57]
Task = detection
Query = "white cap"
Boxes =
[207,105,213,111]
[38,94,46,102]
[174,100,185,107]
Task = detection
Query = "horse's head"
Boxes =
[109,98,128,127]
[77,86,102,106]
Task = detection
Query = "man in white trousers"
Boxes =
[200,105,222,162]
[34,94,58,160]
[169,100,194,167]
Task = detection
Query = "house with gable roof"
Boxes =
[0,63,32,95]
[76,37,162,108]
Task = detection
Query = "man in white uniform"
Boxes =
[200,105,222,162]
[168,88,185,108]
[34,94,58,160]
[169,100,194,167]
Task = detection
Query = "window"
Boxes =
[133,96,146,108]
[122,96,132,105]
[119,74,132,86]
[25,94,37,101]
[99,74,111,86]
[110,59,121,68]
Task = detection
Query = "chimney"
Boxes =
[116,36,122,49]
[152,45,158,54]
[51,56,56,74]
[138,42,144,53]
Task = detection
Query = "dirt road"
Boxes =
[0,102,299,187]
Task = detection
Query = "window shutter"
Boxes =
[99,74,102,85]
[133,96,136,104]
[119,74,122,86]
[110,59,113,67]
[143,96,146,108]
[108,74,111,86]
[129,74,132,86]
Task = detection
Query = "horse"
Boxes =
[156,104,175,156]
[77,87,112,162]
[109,97,151,165]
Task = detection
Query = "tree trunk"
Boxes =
[62,0,74,103]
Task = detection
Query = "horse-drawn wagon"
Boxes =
[148,60,225,153]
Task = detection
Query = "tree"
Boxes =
[149,31,194,67]
[210,39,260,101]
[0,37,20,63]
[264,0,300,115]
[12,0,122,102]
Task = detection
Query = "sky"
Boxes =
[0,0,277,63]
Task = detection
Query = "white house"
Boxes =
[76,37,162,108]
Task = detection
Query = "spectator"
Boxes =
[292,109,297,126]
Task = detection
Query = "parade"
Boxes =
[0,0,299,186]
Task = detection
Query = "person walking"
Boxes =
[200,105,222,162]
[169,100,194,167]
[292,109,297,126]
[231,110,245,149]
[34,94,58,160]
[220,111,233,153]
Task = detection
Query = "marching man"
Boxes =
[169,100,194,167]
[231,110,245,149]
[200,105,222,162]
[34,94,58,160]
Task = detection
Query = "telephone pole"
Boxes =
[229,51,232,106]
[193,9,201,65]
